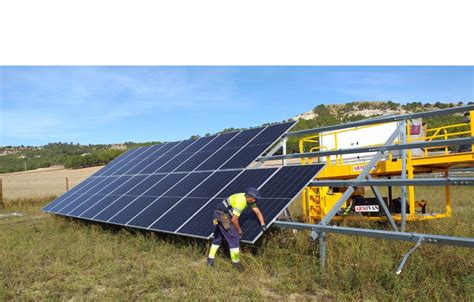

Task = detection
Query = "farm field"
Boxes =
[0,166,473,300]
[0,166,103,200]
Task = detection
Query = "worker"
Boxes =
[207,187,267,269]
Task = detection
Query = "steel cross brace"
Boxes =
[318,123,403,227]
[367,174,398,231]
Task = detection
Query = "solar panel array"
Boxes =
[43,122,325,243]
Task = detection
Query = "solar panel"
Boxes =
[43,122,326,243]
[177,164,324,243]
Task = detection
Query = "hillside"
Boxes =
[1,101,470,173]
[0,142,159,174]
[293,101,469,120]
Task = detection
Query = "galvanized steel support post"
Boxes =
[319,231,327,272]
[400,120,407,232]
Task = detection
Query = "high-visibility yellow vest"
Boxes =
[228,193,255,217]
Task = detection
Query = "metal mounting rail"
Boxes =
[272,221,474,248]
[284,105,474,137]
[257,137,474,162]
[309,178,474,187]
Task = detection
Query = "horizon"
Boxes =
[1,66,473,146]
[1,100,473,148]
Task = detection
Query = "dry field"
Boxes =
[0,165,103,200]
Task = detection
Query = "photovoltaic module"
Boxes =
[43,122,324,243]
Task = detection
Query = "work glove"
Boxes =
[260,224,267,232]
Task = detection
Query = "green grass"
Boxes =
[0,188,473,301]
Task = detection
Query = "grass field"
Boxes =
[1,184,473,300]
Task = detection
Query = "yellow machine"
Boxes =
[300,111,474,224]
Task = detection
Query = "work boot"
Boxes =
[207,257,215,267]
[232,262,243,271]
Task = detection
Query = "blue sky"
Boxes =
[1,66,473,146]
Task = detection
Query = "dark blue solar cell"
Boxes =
[223,127,265,148]
[182,136,216,153]
[143,173,188,197]
[174,150,215,172]
[132,142,195,174]
[126,145,168,174]
[220,144,269,169]
[157,153,194,173]
[166,139,195,156]
[68,194,108,217]
[128,197,182,228]
[187,170,240,198]
[65,177,99,195]
[91,195,140,222]
[176,198,221,237]
[217,168,277,198]
[110,147,155,177]
[93,148,139,176]
[139,155,176,174]
[149,197,210,232]
[145,143,170,157]
[110,158,146,175]
[260,165,324,198]
[42,192,77,212]
[108,196,158,224]
[129,142,182,175]
[56,177,119,214]
[59,194,100,215]
[126,174,165,196]
[72,177,109,195]
[248,122,294,146]
[111,175,147,195]
[157,134,235,173]
[199,132,238,151]
[135,145,162,159]
[163,172,211,197]
[239,197,291,242]
[177,168,278,237]
[97,176,132,195]
[99,147,149,176]
[151,141,178,155]
[194,147,240,171]
[79,195,124,219]
[167,133,240,173]
[139,158,168,174]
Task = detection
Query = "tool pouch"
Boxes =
[221,213,231,230]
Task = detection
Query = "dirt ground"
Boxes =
[0,165,103,200]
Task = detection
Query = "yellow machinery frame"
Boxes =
[300,111,474,223]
